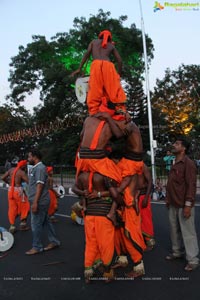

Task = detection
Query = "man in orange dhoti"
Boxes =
[108,149,146,277]
[103,120,146,276]
[137,164,155,250]
[71,30,126,115]
[73,171,122,283]
[75,111,132,225]
[47,167,58,223]
[76,112,123,185]
[1,160,30,233]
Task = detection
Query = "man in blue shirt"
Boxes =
[26,149,60,255]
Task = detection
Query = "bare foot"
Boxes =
[103,269,115,283]
[125,270,143,278]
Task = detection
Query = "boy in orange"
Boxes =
[71,30,126,115]
[1,160,30,233]
[47,167,59,223]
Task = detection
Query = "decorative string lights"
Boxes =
[0,115,85,144]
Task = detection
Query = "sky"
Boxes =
[0,0,200,112]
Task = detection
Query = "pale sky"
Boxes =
[1,0,200,112]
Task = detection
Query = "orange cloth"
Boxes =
[138,194,154,240]
[89,121,105,150]
[115,227,127,256]
[48,190,58,216]
[87,60,126,115]
[47,166,53,173]
[121,187,146,263]
[117,157,144,178]
[10,160,27,199]
[76,157,122,183]
[84,216,114,268]
[8,187,30,224]
[98,30,112,48]
[99,97,126,120]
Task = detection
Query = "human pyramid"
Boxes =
[71,30,155,283]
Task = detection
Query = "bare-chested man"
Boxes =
[72,171,121,283]
[75,111,129,225]
[136,164,155,250]
[71,29,126,115]
[2,160,30,233]
[106,121,147,277]
[76,112,124,184]
[107,120,144,216]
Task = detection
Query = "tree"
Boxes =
[152,64,200,136]
[0,104,32,163]
[5,9,154,163]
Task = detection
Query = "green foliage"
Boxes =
[152,64,200,136]
[3,9,154,164]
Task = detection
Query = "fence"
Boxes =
[0,164,200,192]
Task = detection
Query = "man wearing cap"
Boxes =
[71,30,126,115]
[2,159,30,233]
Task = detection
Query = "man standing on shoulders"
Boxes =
[165,137,199,271]
[26,149,60,255]
[71,30,126,115]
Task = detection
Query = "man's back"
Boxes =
[91,39,114,61]
[81,116,112,150]
[12,169,28,187]
[117,121,143,153]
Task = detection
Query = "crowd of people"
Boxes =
[1,29,199,282]
[2,151,60,253]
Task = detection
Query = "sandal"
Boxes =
[165,253,184,260]
[184,263,199,271]
[44,243,60,251]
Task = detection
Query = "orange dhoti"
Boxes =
[138,194,154,241]
[121,187,146,263]
[84,216,115,269]
[87,60,126,115]
[8,187,30,225]
[76,157,122,183]
[117,157,144,177]
[48,190,58,216]
[115,227,127,256]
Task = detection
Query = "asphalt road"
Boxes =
[0,188,200,300]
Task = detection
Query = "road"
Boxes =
[0,188,199,300]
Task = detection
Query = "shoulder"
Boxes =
[35,162,46,172]
[185,156,197,169]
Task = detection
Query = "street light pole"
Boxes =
[138,0,156,183]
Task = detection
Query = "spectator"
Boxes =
[163,150,175,174]
[154,178,165,201]
[26,149,60,255]
[165,137,199,271]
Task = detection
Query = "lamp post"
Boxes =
[138,0,156,183]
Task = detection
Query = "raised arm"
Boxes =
[113,47,122,76]
[94,112,123,138]
[71,41,93,77]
